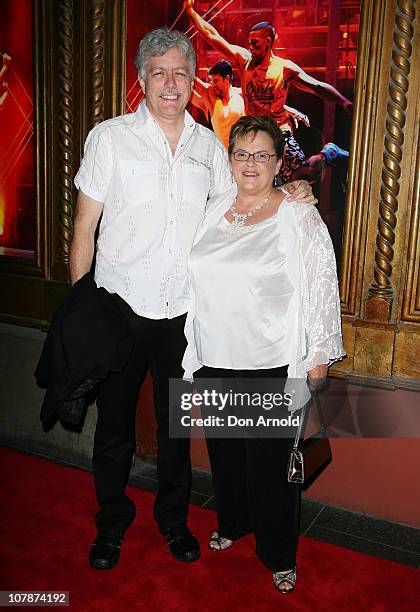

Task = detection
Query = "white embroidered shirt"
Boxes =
[74,100,233,319]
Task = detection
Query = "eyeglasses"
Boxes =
[232,150,278,163]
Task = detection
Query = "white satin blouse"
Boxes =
[189,214,294,369]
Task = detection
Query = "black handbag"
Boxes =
[287,393,332,489]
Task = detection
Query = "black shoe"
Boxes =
[161,524,201,562]
[89,529,124,570]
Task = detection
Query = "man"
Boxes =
[184,0,352,182]
[71,27,314,571]
[191,59,309,150]
[191,59,244,149]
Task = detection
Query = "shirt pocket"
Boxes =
[119,160,159,206]
[182,161,210,211]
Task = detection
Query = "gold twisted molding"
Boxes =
[57,0,74,265]
[90,0,106,127]
[401,130,420,321]
[366,0,416,318]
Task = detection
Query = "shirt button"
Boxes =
[170,220,174,225]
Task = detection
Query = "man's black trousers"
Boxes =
[93,294,189,533]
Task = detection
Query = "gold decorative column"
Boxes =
[57,0,75,267]
[90,0,106,127]
[365,0,416,322]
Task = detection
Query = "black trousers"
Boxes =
[196,365,300,572]
[93,295,190,532]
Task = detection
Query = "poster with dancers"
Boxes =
[126,0,361,266]
[0,2,34,255]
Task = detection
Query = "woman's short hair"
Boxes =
[228,115,284,157]
[135,27,196,80]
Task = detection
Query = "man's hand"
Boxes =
[307,364,328,392]
[282,180,318,205]
[183,0,248,68]
[285,107,310,130]
[291,111,309,130]
[342,99,353,116]
[184,0,195,14]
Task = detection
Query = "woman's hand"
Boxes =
[307,364,328,392]
[282,180,318,205]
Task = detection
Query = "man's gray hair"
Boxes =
[135,27,196,80]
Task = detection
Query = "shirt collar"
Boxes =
[135,99,198,161]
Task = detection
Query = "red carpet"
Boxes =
[0,446,418,611]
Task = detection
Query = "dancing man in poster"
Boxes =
[191,59,244,149]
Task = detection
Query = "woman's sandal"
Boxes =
[208,531,234,552]
[273,567,297,594]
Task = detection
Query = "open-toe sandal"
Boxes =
[273,567,297,594]
[208,530,234,552]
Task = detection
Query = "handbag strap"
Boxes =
[292,401,308,451]
[292,392,327,450]
[312,392,328,436]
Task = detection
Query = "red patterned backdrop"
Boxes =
[125,0,360,261]
[0,0,34,254]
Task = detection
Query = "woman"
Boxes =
[182,115,345,593]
